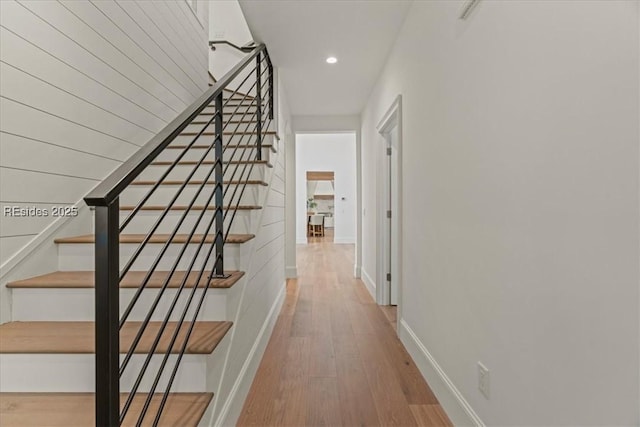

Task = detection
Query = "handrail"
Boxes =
[84,44,266,207]
[86,41,275,426]
[208,39,256,52]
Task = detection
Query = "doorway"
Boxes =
[306,171,335,243]
[295,133,357,247]
[377,96,402,313]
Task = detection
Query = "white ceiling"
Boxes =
[238,0,412,116]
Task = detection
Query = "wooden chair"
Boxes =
[307,213,314,236]
[309,215,324,237]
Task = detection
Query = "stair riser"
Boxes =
[181,123,267,135]
[0,354,207,393]
[194,112,260,123]
[201,105,259,115]
[57,241,248,272]
[137,164,267,183]
[171,131,274,144]
[195,113,264,125]
[119,184,261,207]
[213,98,264,104]
[219,100,267,105]
[118,210,257,235]
[11,287,228,322]
[155,145,271,163]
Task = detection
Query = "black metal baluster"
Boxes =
[222,113,262,224]
[83,44,275,427]
[119,69,265,293]
[120,180,221,424]
[256,52,263,161]
[118,175,221,423]
[224,117,273,243]
[94,200,120,427]
[267,51,274,120]
[213,93,227,279]
[118,112,219,286]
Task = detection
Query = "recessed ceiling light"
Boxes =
[326,56,337,64]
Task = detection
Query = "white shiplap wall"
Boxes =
[207,80,291,424]
[0,0,209,264]
[209,133,287,425]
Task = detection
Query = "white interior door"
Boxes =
[384,140,392,304]
[389,129,399,306]
[376,95,402,310]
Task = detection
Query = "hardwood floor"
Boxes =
[237,239,452,426]
[307,227,334,244]
[380,305,398,330]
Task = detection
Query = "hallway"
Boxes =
[237,240,452,426]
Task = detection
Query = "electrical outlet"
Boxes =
[213,30,225,39]
[478,362,490,399]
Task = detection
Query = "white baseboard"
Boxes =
[296,238,307,245]
[353,264,361,278]
[213,282,286,427]
[399,319,485,427]
[285,266,297,278]
[360,268,376,300]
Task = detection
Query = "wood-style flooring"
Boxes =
[308,227,334,244]
[237,237,452,426]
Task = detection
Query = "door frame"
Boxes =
[376,95,403,317]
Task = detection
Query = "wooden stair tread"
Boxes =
[0,392,212,427]
[165,143,274,149]
[216,103,269,107]
[130,180,268,186]
[203,104,261,108]
[198,111,260,116]
[119,205,262,211]
[150,160,272,167]
[54,233,255,244]
[179,131,277,136]
[223,87,254,98]
[198,111,259,116]
[7,270,244,289]
[191,120,258,124]
[0,321,232,354]
[220,97,261,101]
[214,104,264,109]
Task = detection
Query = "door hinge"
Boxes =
[386,273,391,281]
[386,210,392,219]
[386,147,392,156]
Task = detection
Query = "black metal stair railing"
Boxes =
[84,44,273,426]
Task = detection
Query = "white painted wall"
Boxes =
[293,115,361,133]
[0,0,209,322]
[361,1,639,425]
[296,133,356,244]
[284,120,297,278]
[208,0,252,82]
[210,71,291,426]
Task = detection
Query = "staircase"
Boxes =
[0,45,278,426]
